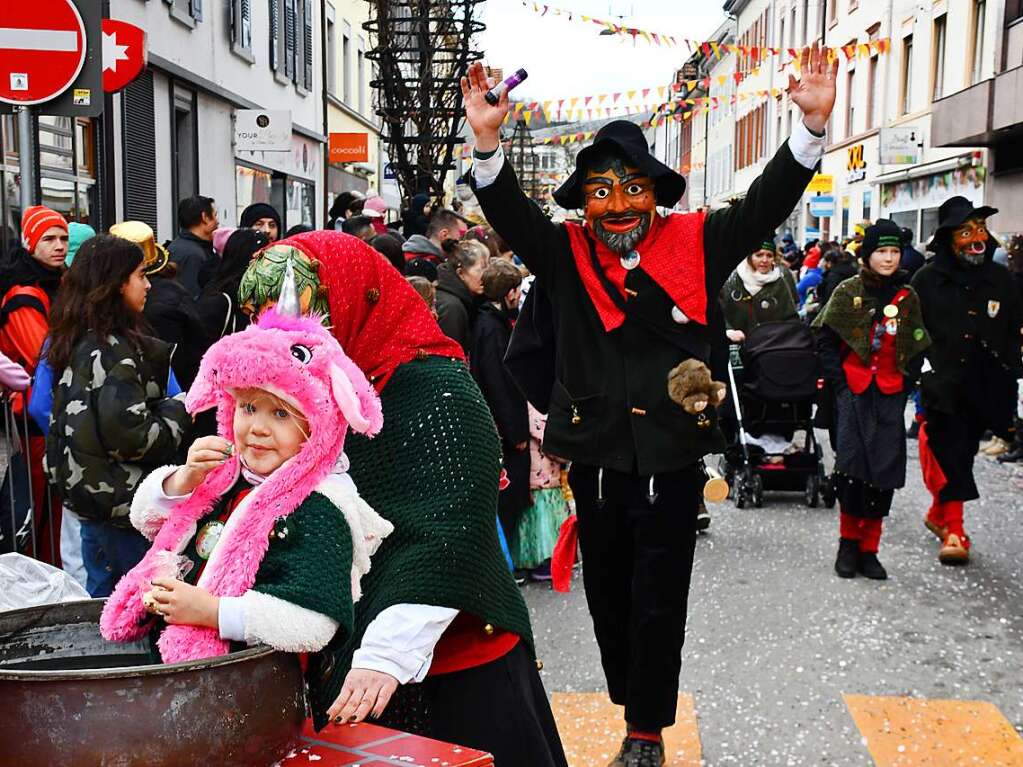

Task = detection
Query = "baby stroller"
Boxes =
[722,320,834,508]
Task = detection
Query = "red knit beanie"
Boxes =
[21,206,68,254]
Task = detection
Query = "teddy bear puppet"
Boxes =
[667,359,727,414]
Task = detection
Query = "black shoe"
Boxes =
[834,538,858,578]
[997,447,1023,464]
[608,735,666,767]
[696,502,711,532]
[857,552,888,580]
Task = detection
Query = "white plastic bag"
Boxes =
[0,553,90,611]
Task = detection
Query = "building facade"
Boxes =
[324,0,385,206]
[0,0,390,251]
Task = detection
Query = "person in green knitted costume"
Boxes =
[238,231,568,766]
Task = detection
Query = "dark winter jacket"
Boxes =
[471,302,531,527]
[719,266,798,336]
[46,333,191,525]
[818,260,858,306]
[196,289,251,343]
[167,231,216,299]
[911,239,1023,426]
[435,262,476,355]
[900,245,926,277]
[143,275,210,390]
[473,139,817,475]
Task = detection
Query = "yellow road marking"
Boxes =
[551,692,701,767]
[845,694,1023,766]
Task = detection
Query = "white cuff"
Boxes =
[471,147,506,190]
[218,596,247,642]
[788,119,826,170]
[129,465,189,540]
[352,604,459,684]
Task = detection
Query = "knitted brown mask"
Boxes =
[952,217,989,266]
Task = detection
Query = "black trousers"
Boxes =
[925,408,988,502]
[569,463,702,731]
[379,642,568,767]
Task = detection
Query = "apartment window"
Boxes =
[302,0,314,91]
[169,0,203,26]
[326,13,337,95]
[776,105,783,150]
[230,0,253,60]
[342,31,351,104]
[828,0,837,25]
[357,43,366,114]
[932,15,946,101]
[865,54,877,128]
[790,5,797,48]
[901,34,913,114]
[779,17,786,69]
[801,0,809,45]
[171,85,199,207]
[845,65,856,137]
[970,0,986,84]
[270,0,282,72]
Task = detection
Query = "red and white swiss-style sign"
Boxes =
[0,1,87,106]
[102,19,146,94]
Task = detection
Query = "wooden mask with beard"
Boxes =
[582,149,656,254]
[951,216,989,266]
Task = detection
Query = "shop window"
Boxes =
[889,210,917,237]
[288,179,315,228]
[920,207,941,243]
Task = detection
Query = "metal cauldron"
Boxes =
[0,599,305,766]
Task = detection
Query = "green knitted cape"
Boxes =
[307,356,533,727]
[812,275,931,373]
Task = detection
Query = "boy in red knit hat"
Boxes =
[0,205,69,565]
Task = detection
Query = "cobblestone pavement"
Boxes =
[527,437,1023,766]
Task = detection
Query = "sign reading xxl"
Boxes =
[847,144,867,183]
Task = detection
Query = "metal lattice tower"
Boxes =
[365,0,484,201]
[507,120,540,203]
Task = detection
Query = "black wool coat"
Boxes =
[471,302,531,527]
[911,242,1023,432]
[473,142,816,475]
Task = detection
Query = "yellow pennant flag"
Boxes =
[524,111,532,125]
[859,43,870,58]
[599,94,608,104]
[570,97,579,107]
[717,75,727,86]
[657,86,666,98]
[627,90,636,100]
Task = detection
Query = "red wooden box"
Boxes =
[281,719,494,767]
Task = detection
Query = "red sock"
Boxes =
[859,518,883,553]
[627,730,662,743]
[926,500,946,527]
[840,511,861,541]
[943,501,968,545]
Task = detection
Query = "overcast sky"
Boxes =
[477,1,729,103]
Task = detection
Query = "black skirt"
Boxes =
[834,384,908,491]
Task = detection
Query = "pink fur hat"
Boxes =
[100,309,382,663]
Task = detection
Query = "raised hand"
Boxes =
[788,42,840,134]
[460,61,509,153]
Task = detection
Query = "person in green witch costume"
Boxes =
[813,219,930,580]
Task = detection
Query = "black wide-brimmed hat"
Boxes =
[553,120,686,210]
[926,196,998,251]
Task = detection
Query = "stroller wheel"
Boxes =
[805,474,821,508]
[752,474,764,508]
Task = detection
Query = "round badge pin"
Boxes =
[913,328,925,341]
[195,520,225,560]
[883,304,899,319]
[621,250,641,270]
[760,300,771,310]
[671,306,689,324]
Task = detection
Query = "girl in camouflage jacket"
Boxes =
[45,234,191,595]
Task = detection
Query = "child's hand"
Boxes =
[328,668,399,723]
[163,436,234,496]
[148,578,220,629]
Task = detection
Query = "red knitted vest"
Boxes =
[564,212,707,332]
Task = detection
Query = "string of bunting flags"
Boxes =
[523,0,891,62]
[502,85,787,126]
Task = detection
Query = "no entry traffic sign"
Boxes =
[0,1,88,106]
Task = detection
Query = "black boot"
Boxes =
[696,502,711,532]
[857,551,888,580]
[834,539,858,578]
[997,445,1023,463]
[608,734,666,767]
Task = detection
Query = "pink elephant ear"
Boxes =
[185,363,221,415]
[329,362,383,437]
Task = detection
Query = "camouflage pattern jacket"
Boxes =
[46,332,190,525]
